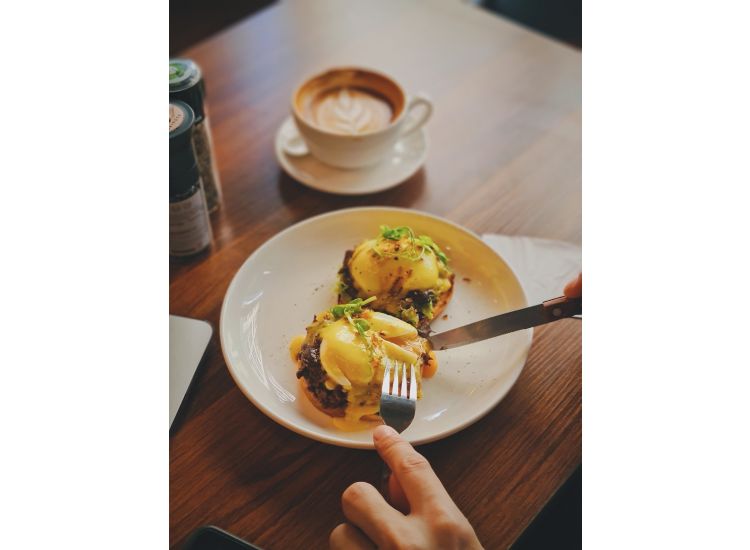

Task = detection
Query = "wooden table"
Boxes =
[170,1,581,548]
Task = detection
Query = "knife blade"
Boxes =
[427,296,582,350]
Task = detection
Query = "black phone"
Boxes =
[182,526,263,550]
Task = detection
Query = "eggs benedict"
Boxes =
[337,225,454,329]
[290,297,438,429]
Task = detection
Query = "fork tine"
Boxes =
[409,363,417,401]
[379,359,417,434]
[382,359,392,395]
[394,362,400,397]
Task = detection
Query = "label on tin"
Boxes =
[169,186,212,256]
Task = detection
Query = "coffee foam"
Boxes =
[305,87,392,135]
[295,68,405,135]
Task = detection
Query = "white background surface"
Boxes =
[2,1,750,548]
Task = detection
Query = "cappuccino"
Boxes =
[295,68,404,136]
[289,67,432,169]
[302,86,393,135]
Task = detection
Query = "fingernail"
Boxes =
[373,425,397,443]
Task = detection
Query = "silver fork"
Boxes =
[380,359,417,433]
[379,359,417,499]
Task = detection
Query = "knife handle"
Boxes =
[542,296,582,319]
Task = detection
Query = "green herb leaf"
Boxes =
[330,296,376,319]
[380,225,414,241]
[338,309,375,355]
[417,235,449,265]
[373,226,449,265]
[353,318,370,336]
[375,225,421,261]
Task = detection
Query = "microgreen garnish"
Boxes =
[330,298,377,355]
[380,225,414,240]
[330,296,376,320]
[373,225,449,265]
[351,318,370,339]
[415,235,449,265]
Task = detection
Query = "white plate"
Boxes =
[220,207,532,449]
[274,117,427,195]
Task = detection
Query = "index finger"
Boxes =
[373,425,450,512]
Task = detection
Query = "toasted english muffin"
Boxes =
[290,297,437,429]
[337,225,455,329]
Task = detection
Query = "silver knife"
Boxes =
[427,296,582,350]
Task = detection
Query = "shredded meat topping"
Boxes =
[296,337,347,412]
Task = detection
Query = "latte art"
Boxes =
[290,67,425,168]
[305,87,394,135]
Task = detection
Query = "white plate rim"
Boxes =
[219,206,531,449]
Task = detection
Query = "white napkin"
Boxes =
[481,235,581,305]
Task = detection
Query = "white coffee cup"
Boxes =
[285,67,433,169]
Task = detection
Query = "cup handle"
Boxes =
[281,120,310,157]
[400,93,433,137]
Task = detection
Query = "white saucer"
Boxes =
[274,116,428,195]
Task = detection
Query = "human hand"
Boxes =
[330,425,483,549]
[563,273,582,298]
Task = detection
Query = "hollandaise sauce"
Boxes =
[343,228,453,324]
[349,238,441,297]
[291,308,436,431]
